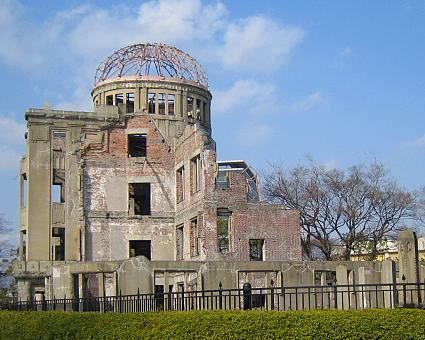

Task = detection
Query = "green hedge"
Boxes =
[0,309,424,339]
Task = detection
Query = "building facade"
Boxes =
[14,44,301,301]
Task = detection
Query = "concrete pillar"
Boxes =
[18,280,31,302]
[336,265,349,310]
[381,260,397,308]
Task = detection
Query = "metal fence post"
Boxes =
[243,282,252,310]
[402,275,407,307]
[119,289,122,313]
[270,279,275,310]
[137,288,140,313]
[219,282,223,310]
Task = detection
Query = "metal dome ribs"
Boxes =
[94,43,208,88]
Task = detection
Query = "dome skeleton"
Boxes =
[94,43,208,88]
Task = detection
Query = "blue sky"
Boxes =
[0,0,424,244]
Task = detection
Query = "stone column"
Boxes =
[381,260,397,308]
[336,265,349,310]
[398,229,420,305]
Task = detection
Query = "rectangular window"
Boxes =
[190,218,199,257]
[128,134,147,157]
[158,93,166,115]
[106,95,113,106]
[216,171,230,189]
[52,227,65,261]
[21,174,27,208]
[249,239,264,261]
[203,102,207,122]
[148,92,156,114]
[129,183,151,215]
[129,240,151,260]
[187,96,194,116]
[176,225,184,260]
[191,155,201,193]
[115,93,124,106]
[168,94,175,115]
[126,93,134,113]
[176,166,185,203]
[217,209,231,253]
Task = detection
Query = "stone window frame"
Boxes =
[249,239,265,261]
[190,154,201,194]
[190,218,200,257]
[147,89,178,116]
[217,208,231,253]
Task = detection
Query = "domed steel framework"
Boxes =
[94,43,208,88]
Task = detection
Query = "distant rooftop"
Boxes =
[94,43,208,88]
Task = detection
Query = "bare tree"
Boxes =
[264,161,415,261]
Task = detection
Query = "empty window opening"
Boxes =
[129,183,151,215]
[158,93,166,115]
[187,96,194,116]
[176,225,184,260]
[115,93,124,106]
[168,94,175,115]
[126,93,134,113]
[106,95,113,106]
[196,99,202,119]
[128,134,147,157]
[176,166,185,203]
[191,155,201,193]
[249,239,264,261]
[217,209,231,253]
[190,218,200,257]
[129,240,151,260]
[21,230,27,261]
[52,130,66,151]
[21,174,27,208]
[148,93,156,113]
[51,183,65,203]
[216,171,230,189]
[52,227,65,261]
[203,102,207,123]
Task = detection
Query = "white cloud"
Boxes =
[290,91,324,112]
[0,147,21,172]
[216,16,305,72]
[401,134,425,148]
[213,79,276,115]
[322,159,338,170]
[238,124,272,147]
[0,115,26,145]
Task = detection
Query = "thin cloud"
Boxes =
[339,46,352,58]
[290,91,324,112]
[401,134,425,148]
[238,124,272,147]
[0,115,26,145]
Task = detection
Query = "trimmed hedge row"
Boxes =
[0,309,424,339]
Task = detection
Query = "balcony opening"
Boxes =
[129,240,151,260]
[249,239,264,261]
[158,93,166,115]
[187,96,194,116]
[216,171,230,189]
[168,94,175,115]
[126,93,134,113]
[106,95,113,106]
[21,230,27,261]
[115,93,124,106]
[148,93,156,113]
[128,134,147,157]
[129,183,151,215]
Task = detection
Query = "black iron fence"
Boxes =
[1,282,424,313]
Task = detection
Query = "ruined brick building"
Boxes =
[14,44,301,301]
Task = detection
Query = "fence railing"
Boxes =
[1,282,424,313]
